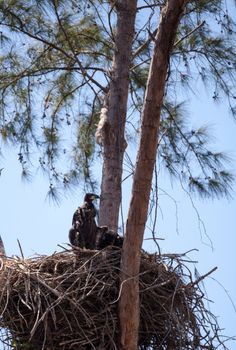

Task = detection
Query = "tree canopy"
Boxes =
[0,0,235,202]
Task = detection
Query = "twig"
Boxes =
[174,21,206,47]
[17,239,24,259]
[188,266,218,288]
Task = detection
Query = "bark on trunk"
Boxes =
[119,1,189,349]
[97,1,137,232]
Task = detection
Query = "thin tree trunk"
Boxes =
[119,1,189,349]
[97,1,137,232]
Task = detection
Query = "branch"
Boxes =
[0,235,6,256]
[133,28,157,58]
[132,13,204,68]
[2,8,107,93]
[52,0,108,93]
[137,3,162,11]
[188,266,218,288]
[174,20,205,47]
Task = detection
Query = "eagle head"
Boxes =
[84,193,100,203]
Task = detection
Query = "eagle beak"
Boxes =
[92,194,100,200]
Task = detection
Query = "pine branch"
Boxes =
[174,20,205,47]
[1,8,108,93]
[132,28,158,58]
[52,0,108,93]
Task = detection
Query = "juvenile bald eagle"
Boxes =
[97,229,123,249]
[69,193,100,249]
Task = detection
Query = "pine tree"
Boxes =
[0,1,235,205]
[0,1,236,348]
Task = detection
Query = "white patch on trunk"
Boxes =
[95,106,109,146]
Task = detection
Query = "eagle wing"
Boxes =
[70,204,98,249]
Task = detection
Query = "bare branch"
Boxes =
[174,20,206,47]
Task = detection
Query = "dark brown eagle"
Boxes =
[69,193,100,249]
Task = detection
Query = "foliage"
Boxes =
[0,0,235,199]
[159,101,234,198]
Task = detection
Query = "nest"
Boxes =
[0,247,229,350]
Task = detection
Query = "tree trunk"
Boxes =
[119,1,189,349]
[97,1,137,232]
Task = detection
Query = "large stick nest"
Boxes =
[0,248,229,349]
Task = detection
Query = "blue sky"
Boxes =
[0,89,236,349]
